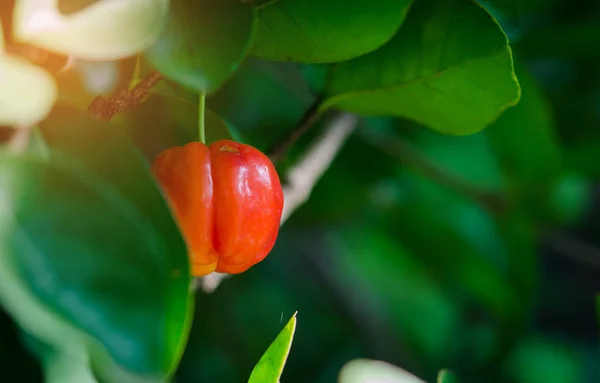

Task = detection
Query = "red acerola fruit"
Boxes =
[152,140,284,276]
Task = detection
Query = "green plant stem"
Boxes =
[198,92,206,144]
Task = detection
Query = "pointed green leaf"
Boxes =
[248,312,297,383]
[322,0,521,135]
[251,0,412,63]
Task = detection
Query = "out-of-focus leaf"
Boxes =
[437,369,457,383]
[397,121,506,193]
[145,0,256,94]
[484,62,591,225]
[486,63,562,188]
[516,19,600,60]
[0,107,193,382]
[207,59,314,151]
[248,312,297,383]
[322,0,521,135]
[482,0,562,16]
[338,359,426,383]
[504,337,584,383]
[325,226,460,363]
[544,173,592,226]
[251,0,412,63]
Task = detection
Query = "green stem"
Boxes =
[198,92,206,144]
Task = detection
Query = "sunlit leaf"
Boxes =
[251,0,412,63]
[248,312,297,383]
[322,0,521,135]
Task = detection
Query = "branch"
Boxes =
[88,71,163,121]
[267,97,323,163]
[280,112,357,223]
[359,127,507,215]
[196,112,359,293]
[542,229,600,270]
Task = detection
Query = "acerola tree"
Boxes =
[1,0,596,383]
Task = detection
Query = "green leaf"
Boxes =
[505,337,585,383]
[437,369,457,383]
[326,227,460,362]
[321,0,521,135]
[251,0,412,63]
[248,312,297,383]
[338,359,426,383]
[0,109,193,381]
[484,62,590,225]
[145,0,256,94]
[486,63,562,186]
[207,59,315,151]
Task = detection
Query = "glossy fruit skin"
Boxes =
[152,140,284,276]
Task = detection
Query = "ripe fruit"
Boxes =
[152,140,284,276]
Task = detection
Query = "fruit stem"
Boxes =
[198,92,206,144]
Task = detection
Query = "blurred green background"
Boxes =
[3,0,600,382]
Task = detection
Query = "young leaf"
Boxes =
[248,312,297,383]
[145,0,256,94]
[321,0,521,135]
[251,0,412,63]
[339,359,426,383]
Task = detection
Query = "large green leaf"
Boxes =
[248,312,297,383]
[0,109,193,381]
[250,0,412,63]
[145,0,256,94]
[321,0,521,135]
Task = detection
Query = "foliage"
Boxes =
[1,0,600,382]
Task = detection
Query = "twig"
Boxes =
[542,229,600,270]
[359,127,507,215]
[196,111,358,293]
[267,97,323,163]
[88,71,164,121]
[280,112,357,223]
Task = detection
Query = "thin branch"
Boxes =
[542,229,600,270]
[88,71,164,121]
[267,97,323,163]
[196,111,358,293]
[280,112,357,223]
[359,127,507,215]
